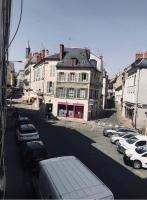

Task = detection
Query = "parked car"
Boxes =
[15,116,30,128]
[110,132,138,145]
[123,145,147,169]
[20,140,49,171]
[103,127,137,137]
[33,156,114,199]
[117,135,147,154]
[16,124,39,143]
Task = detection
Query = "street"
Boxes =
[4,105,147,199]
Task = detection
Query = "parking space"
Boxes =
[55,120,147,179]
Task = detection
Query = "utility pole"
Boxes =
[0,0,12,198]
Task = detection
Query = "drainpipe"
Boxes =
[134,68,141,129]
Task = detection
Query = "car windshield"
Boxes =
[123,134,134,139]
[135,146,147,154]
[118,132,126,137]
[126,137,138,144]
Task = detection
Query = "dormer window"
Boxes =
[70,58,77,66]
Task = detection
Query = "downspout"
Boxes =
[134,67,141,128]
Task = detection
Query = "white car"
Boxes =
[16,124,39,142]
[103,127,137,137]
[123,145,147,169]
[117,135,147,154]
[110,132,138,145]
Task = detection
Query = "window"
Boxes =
[79,73,89,82]
[47,81,53,93]
[59,72,66,81]
[57,87,65,97]
[82,73,86,81]
[142,153,147,157]
[134,75,136,86]
[135,141,146,147]
[69,73,75,81]
[80,89,86,98]
[68,88,75,98]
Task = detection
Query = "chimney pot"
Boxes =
[144,51,147,58]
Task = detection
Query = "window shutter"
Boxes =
[52,83,54,94]
[47,82,49,93]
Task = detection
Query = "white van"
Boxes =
[33,156,114,199]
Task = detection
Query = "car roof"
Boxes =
[26,140,44,148]
[135,135,147,140]
[39,156,113,199]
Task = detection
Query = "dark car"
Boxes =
[15,116,30,128]
[20,140,49,171]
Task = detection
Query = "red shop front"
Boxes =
[58,102,84,119]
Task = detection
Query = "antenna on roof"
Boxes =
[68,37,72,47]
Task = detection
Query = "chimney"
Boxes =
[41,49,45,59]
[37,54,40,63]
[26,40,31,58]
[144,51,147,58]
[85,48,90,59]
[60,44,64,60]
[136,52,143,60]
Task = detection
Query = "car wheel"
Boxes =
[115,140,119,145]
[107,132,112,137]
[133,160,142,169]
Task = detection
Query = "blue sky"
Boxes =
[9,0,147,77]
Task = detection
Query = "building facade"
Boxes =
[54,45,102,121]
[27,44,103,121]
[16,70,24,88]
[122,52,147,131]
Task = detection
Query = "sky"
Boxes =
[9,0,147,77]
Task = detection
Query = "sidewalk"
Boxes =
[116,103,133,128]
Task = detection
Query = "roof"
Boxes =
[39,156,113,199]
[56,48,96,69]
[33,53,60,69]
[133,58,147,68]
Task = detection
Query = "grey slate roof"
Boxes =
[48,53,60,60]
[57,48,95,68]
[133,58,147,68]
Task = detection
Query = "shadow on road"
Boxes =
[98,109,116,119]
[5,107,147,199]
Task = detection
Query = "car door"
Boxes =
[140,153,147,168]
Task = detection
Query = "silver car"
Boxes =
[16,124,39,142]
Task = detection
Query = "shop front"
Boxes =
[58,102,84,119]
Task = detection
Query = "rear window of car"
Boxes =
[19,126,36,134]
[19,120,29,125]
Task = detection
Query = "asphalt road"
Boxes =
[4,107,147,199]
